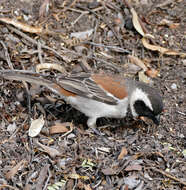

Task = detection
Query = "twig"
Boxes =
[8,115,28,141]
[82,42,130,53]
[66,7,89,14]
[66,6,104,26]
[7,25,67,62]
[60,46,122,72]
[37,41,44,65]
[75,5,123,48]
[36,164,50,190]
[66,6,104,14]
[92,19,99,54]
[71,12,87,26]
[176,110,186,116]
[7,25,37,44]
[0,40,14,69]
[64,6,104,26]
[155,0,175,8]
[151,167,186,186]
[20,62,32,116]
[43,167,52,190]
[61,122,74,138]
[0,184,19,190]
[6,24,121,71]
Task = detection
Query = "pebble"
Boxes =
[171,83,177,90]
[7,122,17,133]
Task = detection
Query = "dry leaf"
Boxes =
[39,0,50,19]
[131,8,145,36]
[29,115,45,137]
[159,19,180,29]
[36,63,67,74]
[118,147,128,160]
[124,176,140,189]
[0,17,42,33]
[49,122,72,134]
[6,160,26,179]
[97,147,111,153]
[36,141,61,158]
[68,174,89,180]
[138,71,153,84]
[128,55,148,71]
[84,184,92,190]
[7,122,17,133]
[70,29,94,40]
[130,8,154,39]
[102,167,117,175]
[24,184,32,190]
[145,68,159,78]
[125,164,142,171]
[142,38,186,57]
[99,52,114,59]
[36,164,49,190]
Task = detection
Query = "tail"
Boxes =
[0,69,67,98]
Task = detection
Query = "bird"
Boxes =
[0,69,163,129]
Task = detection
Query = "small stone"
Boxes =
[7,122,17,133]
[107,30,113,38]
[171,83,177,90]
[178,133,185,138]
[67,133,76,139]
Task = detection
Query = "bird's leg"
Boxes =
[87,117,104,136]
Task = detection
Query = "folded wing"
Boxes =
[58,73,118,105]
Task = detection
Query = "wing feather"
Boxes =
[58,73,118,105]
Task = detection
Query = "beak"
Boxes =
[152,115,160,125]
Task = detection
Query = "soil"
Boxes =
[0,0,185,190]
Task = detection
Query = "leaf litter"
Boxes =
[0,0,185,189]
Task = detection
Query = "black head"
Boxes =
[134,100,161,124]
[130,83,163,125]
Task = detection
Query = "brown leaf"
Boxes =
[84,184,92,190]
[102,167,117,175]
[6,159,26,179]
[159,19,180,29]
[49,122,72,134]
[36,141,61,158]
[66,179,74,190]
[142,38,186,57]
[128,55,148,71]
[145,68,159,78]
[24,184,32,190]
[70,29,94,40]
[131,8,154,39]
[36,164,49,190]
[118,147,128,160]
[39,0,50,19]
[138,71,153,84]
[0,17,43,33]
[68,174,89,180]
[131,8,145,36]
[125,164,142,171]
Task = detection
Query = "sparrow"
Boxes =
[0,70,163,128]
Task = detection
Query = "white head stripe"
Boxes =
[130,88,153,117]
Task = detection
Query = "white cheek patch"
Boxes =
[130,88,153,117]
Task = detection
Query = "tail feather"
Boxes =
[0,69,67,98]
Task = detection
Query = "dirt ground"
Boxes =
[0,0,185,189]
